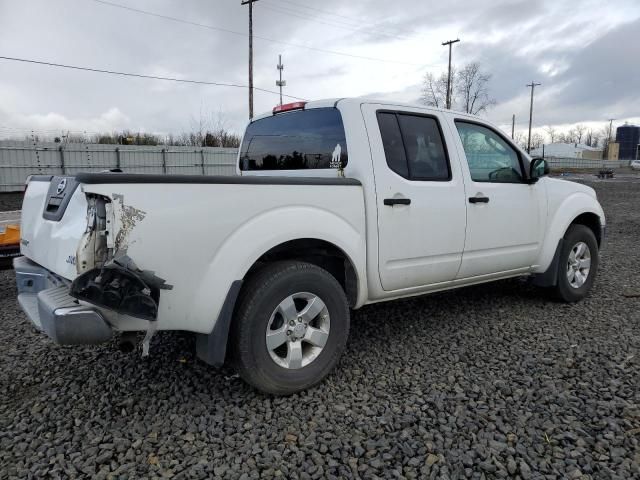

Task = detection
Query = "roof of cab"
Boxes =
[249,97,493,129]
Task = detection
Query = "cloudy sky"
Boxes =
[0,0,639,140]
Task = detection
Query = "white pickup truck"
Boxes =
[15,98,605,394]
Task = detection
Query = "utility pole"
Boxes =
[442,38,460,110]
[242,0,259,119]
[276,54,286,106]
[511,114,515,139]
[605,118,615,159]
[608,118,615,142]
[526,81,541,153]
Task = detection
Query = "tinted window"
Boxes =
[240,108,348,171]
[377,112,408,178]
[455,122,523,183]
[377,112,450,181]
[397,114,450,180]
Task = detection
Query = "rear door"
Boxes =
[452,119,544,278]
[362,104,467,291]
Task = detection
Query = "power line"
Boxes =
[270,0,407,36]
[260,2,409,42]
[88,0,426,67]
[261,3,409,42]
[0,55,307,100]
[262,2,365,30]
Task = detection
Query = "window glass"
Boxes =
[377,112,408,178]
[377,112,450,181]
[240,108,347,171]
[455,122,523,183]
[397,115,450,180]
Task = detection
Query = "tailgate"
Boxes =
[20,176,88,280]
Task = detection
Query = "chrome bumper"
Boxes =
[14,256,113,345]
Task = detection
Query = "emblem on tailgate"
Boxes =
[56,178,67,195]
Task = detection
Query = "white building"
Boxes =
[530,143,603,159]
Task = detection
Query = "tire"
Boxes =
[552,224,599,303]
[230,261,350,395]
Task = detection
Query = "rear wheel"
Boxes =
[552,224,599,302]
[230,261,350,395]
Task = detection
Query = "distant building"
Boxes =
[607,142,620,161]
[615,124,640,160]
[530,142,603,160]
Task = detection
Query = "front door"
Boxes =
[452,120,544,279]
[362,104,467,291]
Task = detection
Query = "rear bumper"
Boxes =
[14,256,113,345]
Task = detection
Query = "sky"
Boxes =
[0,0,639,141]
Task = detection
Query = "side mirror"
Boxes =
[529,157,550,182]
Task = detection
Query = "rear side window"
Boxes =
[240,108,348,171]
[377,112,450,181]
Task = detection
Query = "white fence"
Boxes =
[0,141,239,192]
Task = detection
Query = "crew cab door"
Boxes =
[451,119,544,278]
[362,104,467,291]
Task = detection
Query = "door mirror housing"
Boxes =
[529,157,550,183]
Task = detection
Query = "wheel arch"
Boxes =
[534,192,604,277]
[243,238,360,308]
[569,212,602,247]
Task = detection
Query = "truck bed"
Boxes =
[20,173,366,334]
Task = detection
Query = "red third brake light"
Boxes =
[273,101,307,114]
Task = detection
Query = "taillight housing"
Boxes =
[273,101,307,114]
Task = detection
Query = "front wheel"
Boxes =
[552,224,599,302]
[230,261,350,395]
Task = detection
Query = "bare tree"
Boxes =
[421,71,451,109]
[574,124,587,144]
[456,62,496,115]
[530,132,544,150]
[514,132,527,150]
[584,129,594,147]
[544,125,558,143]
[596,126,611,152]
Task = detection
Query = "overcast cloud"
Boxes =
[0,0,638,139]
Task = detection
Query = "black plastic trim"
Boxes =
[42,176,80,222]
[384,198,411,206]
[75,173,361,186]
[196,280,243,367]
[532,238,564,287]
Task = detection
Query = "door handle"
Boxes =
[384,198,411,206]
[469,196,490,204]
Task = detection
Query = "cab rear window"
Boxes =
[239,108,348,171]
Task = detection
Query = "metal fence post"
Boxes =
[115,147,121,170]
[59,145,66,174]
[162,148,167,174]
[201,149,206,175]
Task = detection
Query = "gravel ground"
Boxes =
[1,178,639,479]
